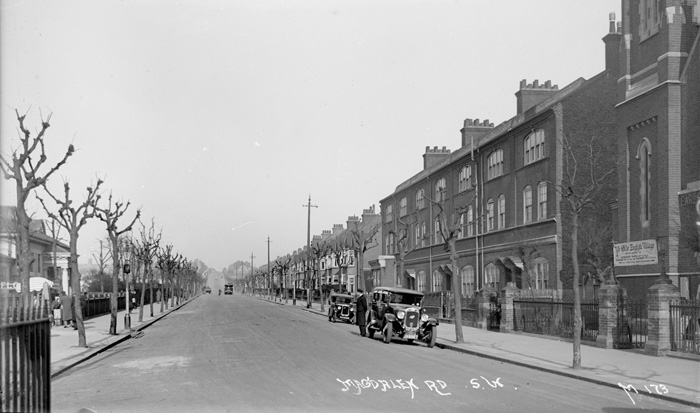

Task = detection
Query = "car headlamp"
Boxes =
[336,305,341,310]
[397,311,405,320]
[421,314,429,322]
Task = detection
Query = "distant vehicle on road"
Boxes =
[224,284,234,295]
[205,287,212,294]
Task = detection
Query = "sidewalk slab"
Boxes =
[51,298,196,378]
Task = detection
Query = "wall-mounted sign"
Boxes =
[613,240,658,267]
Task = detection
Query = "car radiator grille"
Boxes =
[405,311,419,328]
[341,307,349,316]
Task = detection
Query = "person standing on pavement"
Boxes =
[59,291,75,329]
[356,288,368,337]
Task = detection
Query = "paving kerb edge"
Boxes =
[296,300,699,409]
[51,295,202,379]
[434,341,700,409]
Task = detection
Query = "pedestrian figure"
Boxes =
[218,289,222,296]
[80,292,87,320]
[59,291,75,329]
[356,288,368,337]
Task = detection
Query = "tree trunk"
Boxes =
[571,209,582,370]
[148,267,154,317]
[16,195,32,307]
[139,266,146,322]
[69,232,87,347]
[450,238,465,343]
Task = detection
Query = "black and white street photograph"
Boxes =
[1,0,700,412]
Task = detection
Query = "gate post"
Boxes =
[646,281,680,356]
[596,282,624,349]
[500,283,519,333]
[477,285,497,330]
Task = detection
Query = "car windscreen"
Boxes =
[335,297,352,304]
[388,293,422,306]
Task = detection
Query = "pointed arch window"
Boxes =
[637,139,652,227]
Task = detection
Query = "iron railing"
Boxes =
[615,296,647,349]
[513,298,599,341]
[1,293,51,412]
[670,299,700,355]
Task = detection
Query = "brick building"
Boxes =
[379,18,622,297]
[613,0,700,299]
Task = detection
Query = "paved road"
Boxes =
[52,293,695,412]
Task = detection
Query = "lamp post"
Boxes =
[123,241,133,331]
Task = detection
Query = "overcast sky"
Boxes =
[1,0,620,271]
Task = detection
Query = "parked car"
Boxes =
[224,284,234,295]
[205,287,212,294]
[328,293,355,324]
[367,286,439,347]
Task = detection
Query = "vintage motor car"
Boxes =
[224,284,234,295]
[367,287,439,347]
[328,293,355,324]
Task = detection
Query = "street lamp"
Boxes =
[122,241,133,331]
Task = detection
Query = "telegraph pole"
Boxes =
[303,195,318,309]
[251,253,255,294]
[266,236,272,300]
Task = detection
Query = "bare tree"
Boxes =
[430,191,473,344]
[579,215,614,299]
[95,193,140,334]
[553,132,618,370]
[310,239,330,312]
[274,256,292,303]
[38,179,103,348]
[92,239,112,293]
[46,218,64,283]
[346,218,380,296]
[0,109,74,305]
[132,219,161,321]
[387,211,429,289]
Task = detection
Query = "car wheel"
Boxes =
[368,329,375,339]
[407,339,414,344]
[383,323,392,344]
[427,325,437,348]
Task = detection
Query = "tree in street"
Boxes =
[95,193,140,334]
[386,210,428,290]
[553,131,618,369]
[274,255,292,303]
[0,109,74,305]
[91,239,112,293]
[38,179,103,347]
[429,191,473,344]
[346,215,379,295]
[133,219,161,321]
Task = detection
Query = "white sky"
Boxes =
[1,0,620,271]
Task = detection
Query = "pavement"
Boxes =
[50,293,700,409]
[50,297,197,378]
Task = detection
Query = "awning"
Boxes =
[30,277,54,292]
[497,256,525,270]
[404,269,416,279]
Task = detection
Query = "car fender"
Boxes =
[422,318,439,327]
[384,313,396,323]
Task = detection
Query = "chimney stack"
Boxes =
[423,145,452,170]
[461,118,494,148]
[515,79,559,114]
